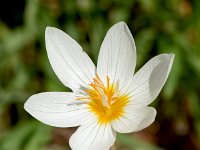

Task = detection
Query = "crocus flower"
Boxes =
[24,22,174,150]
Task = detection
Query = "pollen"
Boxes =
[78,74,129,124]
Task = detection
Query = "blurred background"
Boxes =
[0,0,200,149]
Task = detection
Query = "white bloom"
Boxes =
[24,22,174,150]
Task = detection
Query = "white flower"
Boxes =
[24,22,174,150]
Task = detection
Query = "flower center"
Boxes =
[77,74,129,124]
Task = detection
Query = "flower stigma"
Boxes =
[77,74,129,124]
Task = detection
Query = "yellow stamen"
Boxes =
[77,74,129,124]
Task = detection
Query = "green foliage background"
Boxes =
[0,0,200,149]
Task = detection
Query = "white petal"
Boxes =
[111,107,156,133]
[121,54,175,106]
[69,120,116,150]
[45,27,95,91]
[134,107,157,132]
[97,21,136,87]
[24,92,92,127]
